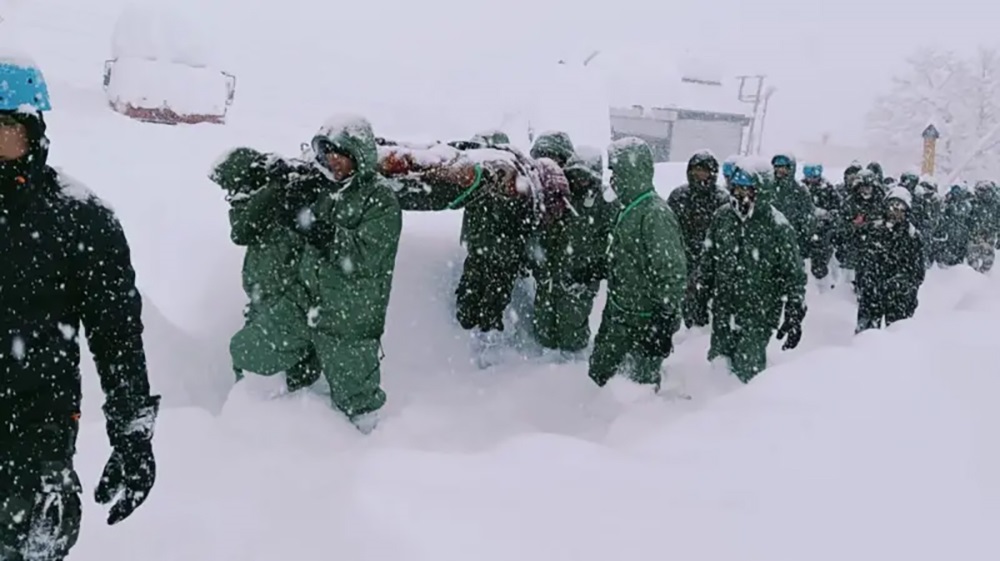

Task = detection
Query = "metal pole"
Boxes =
[737,75,766,155]
[756,87,776,155]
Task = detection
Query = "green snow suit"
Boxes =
[211,147,312,382]
[532,147,616,352]
[695,201,807,382]
[855,214,924,332]
[936,187,974,266]
[226,117,402,420]
[389,132,536,333]
[762,155,815,260]
[966,183,1000,272]
[589,138,687,387]
[805,178,843,279]
[667,155,729,327]
[455,141,535,333]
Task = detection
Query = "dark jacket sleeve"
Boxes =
[229,182,285,246]
[76,201,159,446]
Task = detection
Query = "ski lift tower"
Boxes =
[736,74,767,155]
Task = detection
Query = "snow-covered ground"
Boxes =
[2,2,998,560]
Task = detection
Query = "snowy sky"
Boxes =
[202,0,1000,151]
[7,0,1000,151]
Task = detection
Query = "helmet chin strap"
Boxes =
[731,195,755,221]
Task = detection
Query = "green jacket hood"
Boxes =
[314,114,379,181]
[531,131,575,166]
[471,129,510,147]
[608,137,655,203]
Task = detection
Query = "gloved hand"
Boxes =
[639,306,678,358]
[776,301,806,350]
[95,396,160,525]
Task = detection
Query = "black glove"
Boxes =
[639,306,677,358]
[775,301,805,350]
[95,395,160,525]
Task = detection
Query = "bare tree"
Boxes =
[868,46,1000,181]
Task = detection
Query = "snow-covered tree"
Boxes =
[867,46,1000,181]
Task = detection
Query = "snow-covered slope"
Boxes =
[60,83,1000,560]
[4,2,998,560]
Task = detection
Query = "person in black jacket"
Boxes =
[1,59,159,561]
[855,187,925,332]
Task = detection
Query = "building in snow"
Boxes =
[595,52,755,163]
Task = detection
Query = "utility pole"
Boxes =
[736,75,766,156]
[755,86,777,155]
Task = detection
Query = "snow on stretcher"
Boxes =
[103,3,236,125]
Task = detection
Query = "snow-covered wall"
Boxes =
[107,57,231,115]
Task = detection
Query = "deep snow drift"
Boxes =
[2,2,998,560]
[55,87,999,560]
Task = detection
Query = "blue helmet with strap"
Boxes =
[0,57,52,113]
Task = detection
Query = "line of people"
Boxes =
[211,117,819,432]
[208,119,1000,436]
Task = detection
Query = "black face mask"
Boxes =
[0,153,35,188]
[730,186,756,218]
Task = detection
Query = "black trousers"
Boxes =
[856,289,917,332]
[455,253,522,332]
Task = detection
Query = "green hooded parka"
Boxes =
[695,168,807,382]
[531,141,617,352]
[224,116,402,421]
[588,138,687,387]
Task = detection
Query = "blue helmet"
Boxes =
[803,164,823,179]
[771,154,793,168]
[0,58,52,113]
[722,160,735,179]
[730,167,756,188]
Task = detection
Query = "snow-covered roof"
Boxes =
[112,4,216,67]
[592,49,753,117]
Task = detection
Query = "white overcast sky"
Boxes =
[7,0,997,151]
[477,0,1000,149]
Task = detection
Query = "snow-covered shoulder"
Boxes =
[458,148,517,164]
[609,136,646,153]
[734,155,772,176]
[53,168,113,211]
[770,205,791,227]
